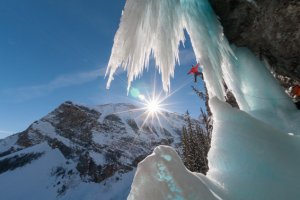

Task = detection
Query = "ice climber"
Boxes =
[291,85,300,98]
[291,85,300,109]
[187,63,203,83]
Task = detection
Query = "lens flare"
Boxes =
[138,94,145,101]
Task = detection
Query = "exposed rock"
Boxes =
[0,152,44,174]
[76,152,103,182]
[54,102,100,146]
[223,81,239,109]
[47,138,74,159]
[126,119,139,133]
[16,131,33,147]
[0,147,21,158]
[225,90,240,109]
[210,0,300,81]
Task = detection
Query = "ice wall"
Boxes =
[106,0,300,199]
[223,46,298,133]
[106,0,233,99]
[208,97,300,200]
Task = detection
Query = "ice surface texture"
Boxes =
[128,145,227,200]
[106,0,300,199]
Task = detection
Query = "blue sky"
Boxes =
[0,0,205,139]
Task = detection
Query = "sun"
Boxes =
[135,91,168,126]
[146,98,161,114]
[140,94,166,126]
[126,74,192,127]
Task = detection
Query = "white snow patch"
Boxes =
[89,151,105,165]
[32,120,73,147]
[0,134,18,152]
[0,142,68,200]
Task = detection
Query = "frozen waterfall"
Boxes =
[106,0,300,199]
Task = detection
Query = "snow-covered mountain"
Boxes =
[0,101,194,200]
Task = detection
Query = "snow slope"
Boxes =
[0,102,194,200]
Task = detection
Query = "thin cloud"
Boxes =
[0,130,11,134]
[0,130,13,139]
[3,67,106,102]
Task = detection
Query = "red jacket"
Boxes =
[188,64,200,74]
[292,85,300,97]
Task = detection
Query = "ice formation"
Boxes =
[128,145,227,200]
[107,0,300,199]
[106,0,231,97]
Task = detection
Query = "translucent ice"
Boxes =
[106,0,300,199]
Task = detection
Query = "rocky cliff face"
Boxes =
[0,102,197,200]
[210,0,300,82]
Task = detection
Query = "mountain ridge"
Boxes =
[0,101,199,200]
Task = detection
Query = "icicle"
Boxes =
[106,0,234,100]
